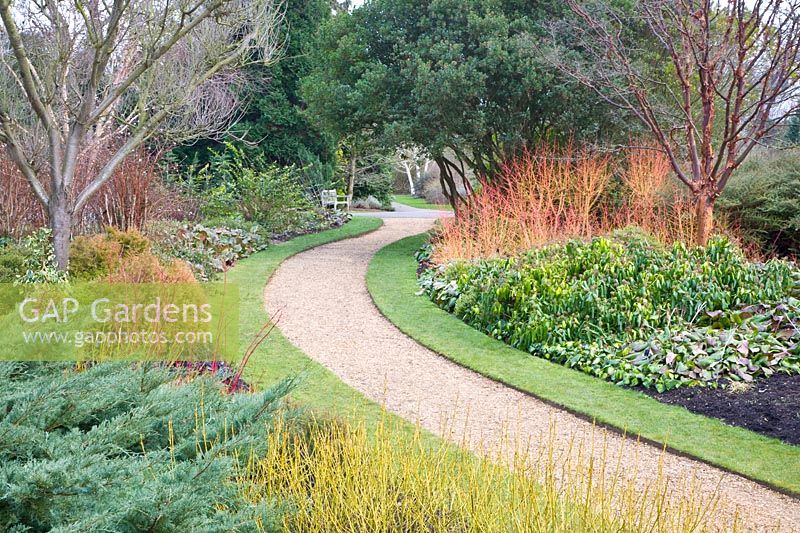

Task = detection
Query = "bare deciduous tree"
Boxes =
[556,0,800,245]
[0,0,284,268]
[395,145,431,196]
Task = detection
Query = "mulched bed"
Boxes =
[641,373,800,445]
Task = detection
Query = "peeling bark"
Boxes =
[694,194,715,247]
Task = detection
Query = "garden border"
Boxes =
[366,232,800,496]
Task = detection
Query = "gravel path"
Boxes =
[265,216,800,532]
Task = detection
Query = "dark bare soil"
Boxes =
[642,373,800,445]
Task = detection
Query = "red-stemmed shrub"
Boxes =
[0,152,46,237]
[1,140,199,238]
[74,143,200,234]
[434,142,614,262]
[433,142,740,263]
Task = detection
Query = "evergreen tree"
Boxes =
[301,0,644,207]
[787,115,800,145]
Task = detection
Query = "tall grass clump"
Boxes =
[243,416,733,532]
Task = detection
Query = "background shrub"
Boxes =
[786,115,800,145]
[353,171,394,208]
[718,149,800,258]
[195,145,321,234]
[234,166,317,232]
[0,155,45,238]
[1,141,199,237]
[74,145,177,233]
[0,243,27,283]
[431,143,712,262]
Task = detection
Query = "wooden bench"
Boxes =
[321,189,352,210]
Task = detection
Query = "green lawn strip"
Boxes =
[225,217,430,441]
[367,233,800,495]
[393,194,453,211]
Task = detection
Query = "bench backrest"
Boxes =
[321,189,337,204]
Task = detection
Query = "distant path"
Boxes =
[353,202,453,219]
[264,215,799,532]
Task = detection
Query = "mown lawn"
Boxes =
[367,233,800,495]
[393,194,453,211]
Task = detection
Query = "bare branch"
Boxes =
[0,0,286,269]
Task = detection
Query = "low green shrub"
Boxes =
[353,171,394,208]
[202,166,319,234]
[150,221,267,281]
[69,235,112,280]
[419,231,800,391]
[0,243,27,283]
[105,226,150,255]
[0,362,294,530]
[193,144,321,234]
[786,115,800,144]
[0,229,79,284]
[269,209,353,242]
[16,228,68,284]
[718,150,800,257]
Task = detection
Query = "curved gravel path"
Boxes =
[265,214,800,532]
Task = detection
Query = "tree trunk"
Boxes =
[694,194,714,247]
[403,162,416,195]
[48,198,72,271]
[348,151,356,199]
[435,156,459,213]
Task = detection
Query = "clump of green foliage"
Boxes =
[69,235,110,280]
[718,150,800,258]
[0,229,71,284]
[0,362,295,531]
[419,230,800,391]
[786,115,800,145]
[151,222,267,281]
[192,144,321,235]
[15,228,68,284]
[353,170,394,209]
[0,241,26,283]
